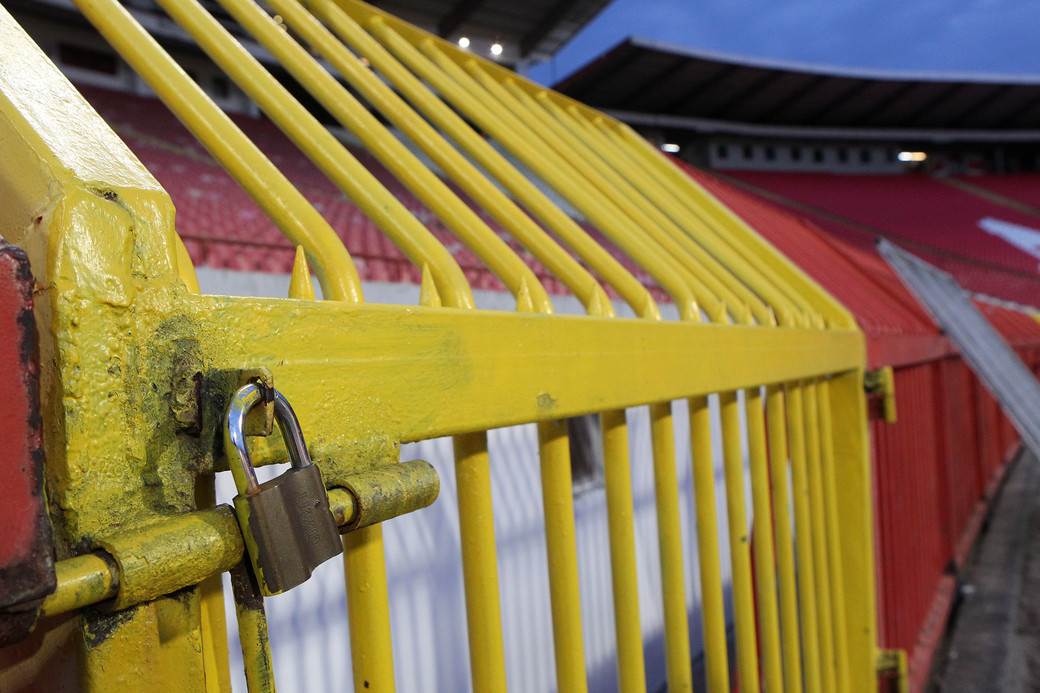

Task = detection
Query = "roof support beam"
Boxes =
[616,55,688,110]
[948,84,1013,127]
[900,83,966,126]
[741,74,827,123]
[1004,92,1040,127]
[437,0,484,38]
[700,72,777,120]
[843,82,918,124]
[521,0,580,57]
[799,79,866,125]
[661,64,737,113]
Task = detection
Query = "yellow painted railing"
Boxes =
[0,0,877,691]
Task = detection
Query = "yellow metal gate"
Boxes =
[0,0,877,690]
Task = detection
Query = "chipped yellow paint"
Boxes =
[229,562,275,693]
[0,4,210,689]
[334,461,439,531]
[39,490,357,620]
[97,509,244,610]
[40,554,117,618]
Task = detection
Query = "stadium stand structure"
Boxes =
[719,171,1040,306]
[8,3,1040,691]
[557,38,1040,312]
[690,163,1040,691]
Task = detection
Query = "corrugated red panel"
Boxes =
[870,361,948,660]
[976,299,1040,346]
[681,163,1040,691]
[686,166,948,368]
[722,171,1040,307]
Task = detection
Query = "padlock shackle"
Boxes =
[225,383,314,496]
[226,384,262,495]
[272,390,313,471]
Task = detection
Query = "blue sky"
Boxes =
[524,0,1040,85]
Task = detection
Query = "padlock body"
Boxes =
[233,463,343,596]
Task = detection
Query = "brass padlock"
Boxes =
[225,382,343,596]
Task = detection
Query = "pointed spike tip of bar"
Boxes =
[174,233,201,294]
[587,285,614,318]
[289,246,316,300]
[419,264,441,307]
[515,277,536,314]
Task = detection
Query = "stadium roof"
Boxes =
[369,0,612,60]
[12,0,609,64]
[554,37,1040,142]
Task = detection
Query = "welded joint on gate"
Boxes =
[865,366,898,423]
[876,648,909,693]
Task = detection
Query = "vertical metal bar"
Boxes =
[766,386,804,693]
[649,402,694,692]
[469,69,726,321]
[181,236,232,693]
[826,370,877,690]
[453,433,509,692]
[311,0,657,318]
[272,0,615,317]
[803,383,838,693]
[745,386,784,691]
[196,480,232,693]
[608,122,853,329]
[600,409,648,693]
[818,380,852,693]
[537,420,589,693]
[364,25,699,318]
[719,391,760,693]
[215,0,551,311]
[589,118,812,325]
[287,247,398,693]
[542,98,781,326]
[150,0,472,309]
[786,384,822,693]
[71,0,362,302]
[229,561,275,693]
[688,395,731,692]
[343,528,397,692]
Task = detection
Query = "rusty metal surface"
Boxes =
[0,239,54,645]
[334,459,440,531]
